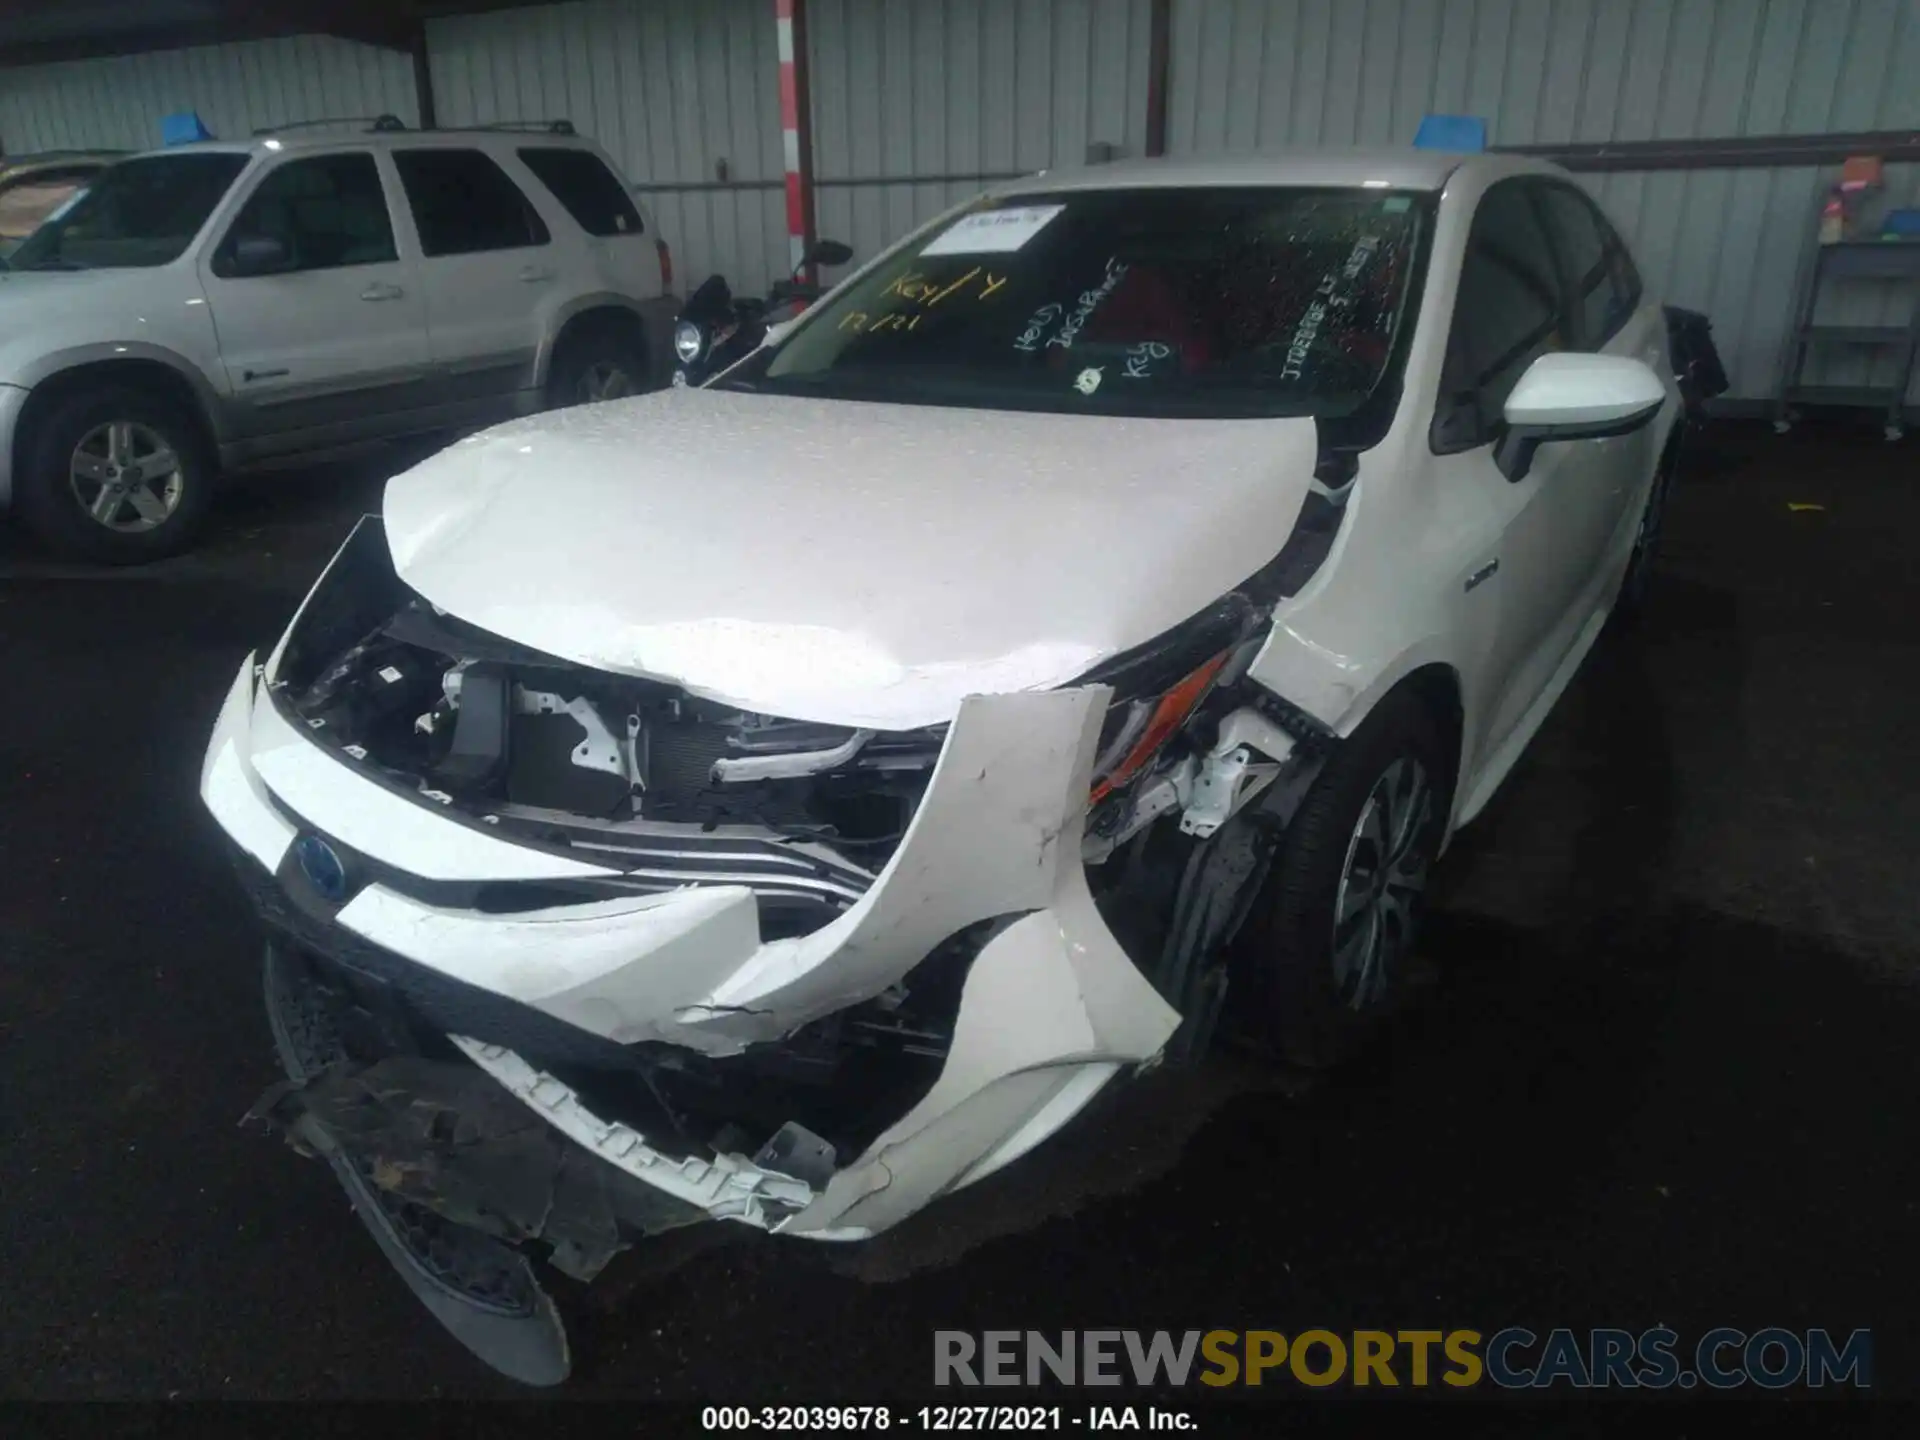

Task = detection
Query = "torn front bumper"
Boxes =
[204,650,1181,1240]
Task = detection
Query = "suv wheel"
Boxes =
[547,326,646,408]
[1251,690,1452,1068]
[17,384,214,564]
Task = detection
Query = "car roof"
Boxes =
[989,146,1566,198]
[133,126,602,162]
[0,150,127,174]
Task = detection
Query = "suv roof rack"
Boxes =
[467,119,576,136]
[253,114,408,137]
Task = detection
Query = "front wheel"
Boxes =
[1250,691,1452,1068]
[16,385,214,564]
[546,326,647,408]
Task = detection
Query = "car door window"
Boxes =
[213,152,396,276]
[517,147,643,236]
[1432,179,1568,451]
[1535,182,1643,348]
[393,149,551,257]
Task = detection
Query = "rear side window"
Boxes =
[393,148,550,257]
[517,147,642,237]
[1535,182,1643,348]
[1434,179,1568,450]
[214,152,396,275]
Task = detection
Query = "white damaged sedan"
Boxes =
[202,149,1686,1382]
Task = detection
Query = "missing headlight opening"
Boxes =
[278,521,945,940]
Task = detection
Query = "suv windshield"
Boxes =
[9,153,249,271]
[725,186,1431,419]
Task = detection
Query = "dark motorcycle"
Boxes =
[671,238,853,387]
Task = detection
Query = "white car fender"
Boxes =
[1246,452,1466,739]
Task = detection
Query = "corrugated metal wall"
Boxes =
[0,36,418,152]
[426,0,791,298]
[1168,0,1920,401]
[425,0,1154,293]
[807,0,1153,270]
[2,1,1914,406]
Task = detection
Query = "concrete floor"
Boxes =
[1,420,1915,1399]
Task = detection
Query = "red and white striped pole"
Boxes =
[776,0,817,282]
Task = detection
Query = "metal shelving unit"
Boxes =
[1773,238,1920,441]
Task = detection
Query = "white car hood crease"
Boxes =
[384,388,1322,730]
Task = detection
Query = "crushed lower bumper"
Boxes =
[255,943,578,1385]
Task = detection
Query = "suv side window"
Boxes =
[213,153,397,276]
[393,148,551,257]
[1535,182,1643,348]
[1432,179,1568,452]
[517,147,643,237]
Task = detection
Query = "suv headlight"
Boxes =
[673,319,706,363]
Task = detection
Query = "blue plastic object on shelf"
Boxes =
[161,111,213,146]
[1881,208,1920,239]
[1413,114,1487,152]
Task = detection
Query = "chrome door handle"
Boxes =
[360,282,404,301]
[517,266,555,283]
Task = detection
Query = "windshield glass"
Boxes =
[725,186,1430,419]
[9,153,249,270]
[0,178,93,254]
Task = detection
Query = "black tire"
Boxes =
[545,322,648,409]
[16,383,215,565]
[1253,689,1453,1069]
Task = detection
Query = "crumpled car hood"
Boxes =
[384,387,1321,730]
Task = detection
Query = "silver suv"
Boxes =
[0,120,675,563]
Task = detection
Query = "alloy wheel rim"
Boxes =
[1330,756,1434,1010]
[69,420,184,533]
[578,362,633,403]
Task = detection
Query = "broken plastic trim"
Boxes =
[1089,650,1230,804]
[711,727,876,783]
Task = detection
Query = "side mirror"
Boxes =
[807,238,853,268]
[225,233,291,277]
[1495,352,1666,482]
[684,272,732,315]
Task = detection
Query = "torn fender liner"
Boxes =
[247,1057,706,1284]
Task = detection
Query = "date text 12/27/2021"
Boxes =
[701,1406,1198,1431]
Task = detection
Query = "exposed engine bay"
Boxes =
[265,548,968,1175]
[288,585,943,937]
